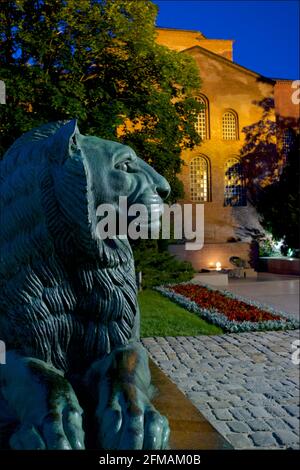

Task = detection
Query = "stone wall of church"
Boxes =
[156,28,234,60]
[156,28,297,269]
[178,47,275,244]
[274,79,300,128]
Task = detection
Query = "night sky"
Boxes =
[154,0,299,80]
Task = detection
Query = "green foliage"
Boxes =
[138,289,223,337]
[240,97,279,202]
[258,237,278,257]
[240,97,299,255]
[133,240,195,289]
[256,134,300,253]
[0,0,202,200]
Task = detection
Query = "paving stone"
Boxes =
[212,409,233,421]
[283,405,300,418]
[283,416,300,431]
[280,397,300,406]
[248,406,271,419]
[286,378,299,386]
[198,408,216,423]
[265,418,293,431]
[228,398,246,407]
[230,407,253,420]
[264,405,290,418]
[227,421,251,433]
[186,391,211,402]
[207,400,232,409]
[250,431,278,447]
[170,373,188,380]
[273,430,299,446]
[206,389,232,400]
[211,421,231,436]
[247,419,272,432]
[225,433,253,449]
[247,385,274,394]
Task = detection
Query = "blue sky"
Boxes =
[154,0,299,79]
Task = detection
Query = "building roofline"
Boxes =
[273,78,298,82]
[155,26,235,42]
[182,45,275,84]
[156,26,205,35]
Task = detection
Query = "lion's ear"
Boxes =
[47,119,80,163]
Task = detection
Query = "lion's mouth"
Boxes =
[132,200,164,228]
[120,193,164,228]
[96,197,164,237]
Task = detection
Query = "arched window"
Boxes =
[190,155,211,202]
[224,157,246,206]
[222,110,238,140]
[195,95,209,140]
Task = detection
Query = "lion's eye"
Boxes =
[116,162,129,172]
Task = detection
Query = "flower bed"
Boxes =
[155,283,299,333]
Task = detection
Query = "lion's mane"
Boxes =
[0,121,137,372]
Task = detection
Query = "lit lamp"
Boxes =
[216,261,222,271]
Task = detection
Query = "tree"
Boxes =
[239,97,299,254]
[255,133,300,254]
[0,0,202,200]
[1,0,201,285]
[240,97,282,204]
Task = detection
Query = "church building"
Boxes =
[156,28,299,270]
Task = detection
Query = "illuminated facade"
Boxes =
[156,28,299,269]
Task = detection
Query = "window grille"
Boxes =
[190,156,210,202]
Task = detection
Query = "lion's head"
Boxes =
[69,121,170,246]
[0,121,170,369]
[1,120,170,270]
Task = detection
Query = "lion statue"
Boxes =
[0,120,170,450]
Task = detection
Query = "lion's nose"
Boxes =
[155,177,171,200]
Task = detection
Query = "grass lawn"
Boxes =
[138,289,223,337]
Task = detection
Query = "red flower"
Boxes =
[170,284,283,323]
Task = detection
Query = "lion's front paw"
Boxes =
[1,355,85,450]
[10,401,85,450]
[97,385,170,450]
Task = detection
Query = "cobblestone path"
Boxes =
[142,330,300,449]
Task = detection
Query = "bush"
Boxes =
[132,240,195,288]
